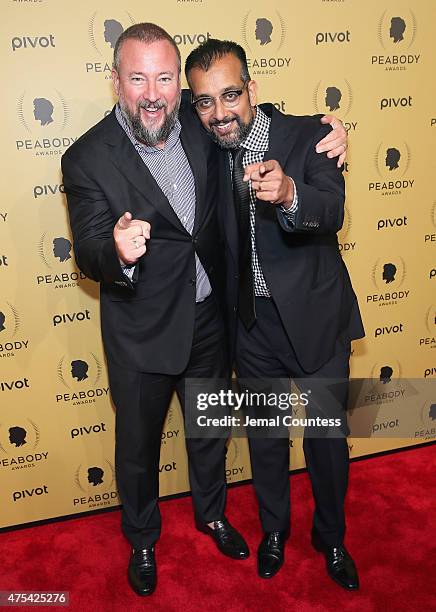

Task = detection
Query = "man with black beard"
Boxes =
[186,39,364,590]
[62,23,348,597]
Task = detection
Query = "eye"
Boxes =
[159,76,172,83]
[197,98,213,110]
[223,91,239,102]
[131,76,144,83]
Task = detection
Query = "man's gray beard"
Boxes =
[120,95,181,146]
[209,114,255,150]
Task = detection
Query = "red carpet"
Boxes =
[1,444,434,611]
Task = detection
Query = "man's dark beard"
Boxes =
[208,114,255,149]
[120,95,181,146]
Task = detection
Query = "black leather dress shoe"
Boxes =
[198,517,249,559]
[312,531,359,590]
[128,548,157,596]
[257,531,287,579]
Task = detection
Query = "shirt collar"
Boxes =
[240,106,270,152]
[115,103,181,153]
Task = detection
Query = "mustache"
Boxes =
[209,116,239,127]
[138,99,167,111]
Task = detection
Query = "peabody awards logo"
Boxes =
[36,232,86,289]
[241,11,291,76]
[424,201,436,245]
[368,257,409,308]
[338,206,356,255]
[161,406,180,446]
[364,359,407,409]
[0,419,49,472]
[16,90,76,157]
[416,401,436,440]
[372,10,419,71]
[313,79,357,131]
[74,460,119,509]
[369,142,414,197]
[419,305,436,350]
[225,438,245,482]
[56,352,109,406]
[0,301,30,360]
[86,11,135,79]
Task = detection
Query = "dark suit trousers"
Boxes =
[236,297,350,547]
[108,295,228,549]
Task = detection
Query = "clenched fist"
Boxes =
[114,212,151,266]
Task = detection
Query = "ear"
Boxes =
[247,80,257,108]
[112,68,120,96]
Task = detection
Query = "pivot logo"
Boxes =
[56,352,109,405]
[241,11,291,76]
[33,183,64,199]
[424,367,436,378]
[16,90,76,156]
[313,79,357,130]
[74,461,119,509]
[172,32,211,46]
[338,206,356,255]
[369,142,414,196]
[380,95,412,111]
[36,232,86,290]
[372,11,419,71]
[418,305,436,350]
[0,378,30,392]
[86,11,135,79]
[53,309,91,327]
[424,201,436,245]
[13,485,48,502]
[0,419,49,472]
[374,323,404,338]
[159,461,177,473]
[315,30,350,45]
[11,34,55,51]
[368,258,409,307]
[372,418,400,434]
[0,301,30,360]
[71,422,107,439]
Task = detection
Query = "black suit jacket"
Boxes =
[61,99,225,374]
[221,104,364,373]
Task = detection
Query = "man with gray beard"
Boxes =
[62,22,348,597]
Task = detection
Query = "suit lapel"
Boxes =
[179,119,206,235]
[219,150,238,266]
[104,110,189,234]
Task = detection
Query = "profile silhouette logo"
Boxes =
[104,19,123,49]
[255,18,273,45]
[390,17,406,43]
[325,87,342,112]
[430,404,436,421]
[52,237,72,262]
[385,148,401,171]
[87,466,104,486]
[0,311,5,332]
[380,366,393,384]
[71,360,89,382]
[33,98,54,126]
[382,263,397,284]
[9,426,27,448]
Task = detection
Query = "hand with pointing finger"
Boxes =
[243,160,294,208]
[114,211,151,266]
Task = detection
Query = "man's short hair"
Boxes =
[185,39,251,84]
[113,22,181,73]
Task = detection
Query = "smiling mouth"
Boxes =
[211,119,236,134]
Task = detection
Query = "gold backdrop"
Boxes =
[1,0,435,529]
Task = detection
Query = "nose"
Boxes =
[144,80,159,102]
[212,97,227,121]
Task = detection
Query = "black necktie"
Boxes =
[231,147,256,330]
